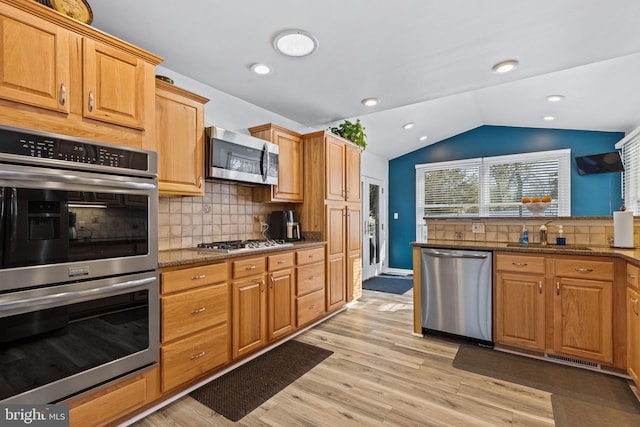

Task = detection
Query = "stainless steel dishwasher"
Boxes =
[420,247,493,345]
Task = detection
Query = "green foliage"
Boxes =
[329,119,367,150]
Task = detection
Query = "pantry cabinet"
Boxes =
[250,123,304,203]
[494,252,616,365]
[0,0,162,149]
[300,130,362,308]
[155,80,208,196]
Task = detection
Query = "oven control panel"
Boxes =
[0,127,148,171]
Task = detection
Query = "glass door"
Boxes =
[362,177,384,280]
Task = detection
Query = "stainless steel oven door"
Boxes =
[0,270,159,404]
[0,162,158,292]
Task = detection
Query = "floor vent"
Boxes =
[544,353,601,369]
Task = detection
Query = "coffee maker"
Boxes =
[268,210,302,241]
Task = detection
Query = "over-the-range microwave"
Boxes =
[205,126,278,185]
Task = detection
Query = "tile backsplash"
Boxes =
[158,181,290,251]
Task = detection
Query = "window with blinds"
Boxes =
[621,130,640,212]
[416,149,571,219]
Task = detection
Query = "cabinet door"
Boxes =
[268,268,295,341]
[0,12,69,113]
[494,272,545,350]
[272,129,303,202]
[325,138,345,201]
[345,144,361,202]
[156,81,206,196]
[83,38,145,129]
[628,287,640,386]
[232,277,266,358]
[326,204,346,310]
[347,205,362,302]
[553,277,613,363]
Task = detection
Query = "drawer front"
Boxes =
[162,262,227,294]
[232,256,266,279]
[297,247,325,266]
[162,283,228,342]
[297,262,325,296]
[297,289,325,326]
[627,263,640,289]
[161,323,229,392]
[555,258,614,281]
[495,253,545,274]
[268,252,295,271]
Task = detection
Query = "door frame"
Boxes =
[361,176,386,280]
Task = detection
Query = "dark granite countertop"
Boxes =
[159,241,326,268]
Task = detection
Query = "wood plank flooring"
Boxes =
[130,289,556,426]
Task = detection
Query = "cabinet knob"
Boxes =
[59,84,67,106]
[88,92,94,112]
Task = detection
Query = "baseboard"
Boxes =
[383,268,413,276]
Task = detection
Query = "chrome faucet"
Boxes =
[539,220,553,245]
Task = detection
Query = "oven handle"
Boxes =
[0,276,156,317]
[0,168,156,191]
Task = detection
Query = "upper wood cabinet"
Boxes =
[0,1,162,149]
[155,80,208,196]
[345,143,362,202]
[250,123,304,203]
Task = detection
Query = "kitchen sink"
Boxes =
[506,243,591,251]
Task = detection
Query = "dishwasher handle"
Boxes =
[425,250,489,259]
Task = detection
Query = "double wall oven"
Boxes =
[0,125,159,404]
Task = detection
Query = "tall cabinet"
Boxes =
[300,131,362,311]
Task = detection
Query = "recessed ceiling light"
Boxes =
[419,135,428,141]
[403,122,414,130]
[250,63,271,75]
[546,95,565,102]
[273,29,318,57]
[491,59,519,74]
[361,97,380,107]
[543,115,556,121]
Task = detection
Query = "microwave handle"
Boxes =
[261,143,269,183]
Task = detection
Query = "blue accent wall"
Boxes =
[388,125,624,269]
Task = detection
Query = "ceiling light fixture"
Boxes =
[419,136,428,141]
[273,29,318,57]
[403,122,414,130]
[250,63,271,75]
[546,95,565,102]
[491,59,519,74]
[543,115,556,121]
[361,97,380,107]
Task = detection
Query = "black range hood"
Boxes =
[575,151,624,175]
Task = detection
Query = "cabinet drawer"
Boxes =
[297,289,325,326]
[297,247,325,266]
[627,263,640,289]
[162,262,227,294]
[161,324,229,392]
[232,256,266,279]
[555,259,614,281]
[268,252,295,271]
[496,253,545,274]
[297,262,325,296]
[162,283,228,342]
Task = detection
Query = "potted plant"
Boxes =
[329,119,367,150]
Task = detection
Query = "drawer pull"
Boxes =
[538,280,542,294]
[88,91,94,112]
[190,351,206,360]
[511,262,528,267]
[59,83,66,106]
[270,275,275,289]
[308,276,316,280]
[628,274,637,279]
[277,260,287,264]
[633,298,639,316]
[245,265,257,270]
[574,267,594,273]
[556,281,560,295]
[191,274,206,280]
[190,307,206,315]
[308,254,315,258]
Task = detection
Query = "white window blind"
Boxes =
[416,149,571,219]
[620,128,640,212]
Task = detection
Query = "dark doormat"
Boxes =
[362,276,413,294]
[189,340,333,421]
[453,344,640,414]
[552,394,640,427]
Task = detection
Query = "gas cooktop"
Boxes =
[195,239,293,253]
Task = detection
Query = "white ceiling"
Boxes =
[89,0,640,160]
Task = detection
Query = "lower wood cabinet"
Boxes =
[628,286,640,385]
[267,252,295,341]
[296,247,326,326]
[232,257,267,359]
[494,252,617,366]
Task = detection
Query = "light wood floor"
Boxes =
[131,289,557,426]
